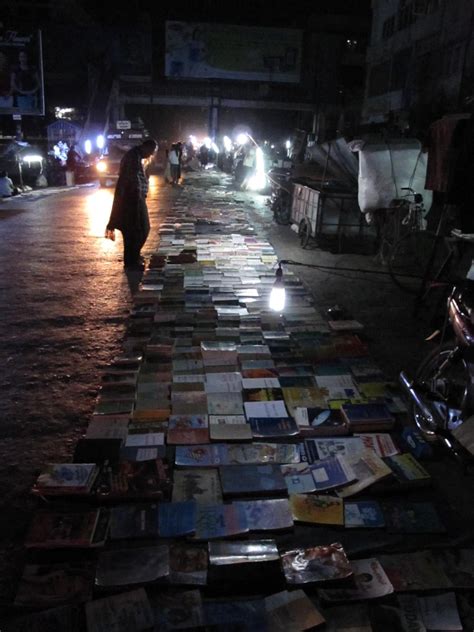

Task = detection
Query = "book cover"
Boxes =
[209,415,252,441]
[304,437,365,462]
[294,407,350,436]
[95,545,170,587]
[158,501,197,537]
[323,604,372,632]
[233,498,293,531]
[382,501,446,533]
[244,400,288,419]
[243,387,285,402]
[95,459,171,501]
[33,463,98,496]
[281,463,317,494]
[377,551,452,592]
[289,494,344,526]
[193,503,249,540]
[282,387,328,417]
[310,455,356,491]
[344,500,386,528]
[85,588,153,632]
[337,451,393,498]
[172,391,208,415]
[14,562,94,608]
[85,417,129,441]
[109,504,159,540]
[172,468,223,504]
[383,453,432,487]
[149,589,205,631]
[207,392,244,416]
[320,558,394,602]
[175,444,227,467]
[205,372,243,393]
[25,509,104,548]
[315,375,361,401]
[341,403,395,431]
[169,542,208,586]
[354,433,400,458]
[264,589,326,631]
[281,543,352,584]
[225,443,300,465]
[219,464,288,497]
[167,414,210,445]
[249,417,300,439]
[208,539,280,565]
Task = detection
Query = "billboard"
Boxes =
[165,21,302,83]
[0,30,44,116]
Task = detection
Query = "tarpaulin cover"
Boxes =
[349,139,432,213]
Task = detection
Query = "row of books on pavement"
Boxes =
[7,188,473,631]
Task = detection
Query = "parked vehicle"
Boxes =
[400,280,474,466]
[268,165,293,225]
[96,131,146,187]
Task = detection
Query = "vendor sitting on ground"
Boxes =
[0,170,15,197]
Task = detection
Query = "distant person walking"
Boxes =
[168,143,180,185]
[106,138,157,270]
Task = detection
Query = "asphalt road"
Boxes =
[0,171,472,610]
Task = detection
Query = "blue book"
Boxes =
[158,501,197,537]
[310,455,356,491]
[344,500,385,528]
[110,503,159,539]
[193,504,248,540]
[249,417,299,438]
[219,464,287,497]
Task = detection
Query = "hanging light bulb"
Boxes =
[269,264,286,312]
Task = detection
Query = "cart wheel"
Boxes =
[299,218,311,248]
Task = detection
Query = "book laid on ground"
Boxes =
[85,588,154,632]
[95,545,170,587]
[281,543,353,584]
[232,498,294,531]
[149,589,205,631]
[315,374,361,401]
[377,550,452,592]
[209,415,252,441]
[354,433,400,458]
[344,500,386,528]
[166,414,210,444]
[341,402,396,431]
[192,503,249,540]
[323,604,372,632]
[14,562,95,608]
[25,508,109,549]
[336,451,393,498]
[109,503,160,539]
[320,558,394,602]
[85,415,130,441]
[169,542,208,585]
[172,468,223,504]
[309,455,356,492]
[281,463,317,494]
[32,463,99,497]
[158,501,197,537]
[249,417,300,439]
[219,464,288,497]
[95,459,172,501]
[175,443,300,467]
[294,407,350,437]
[304,437,365,462]
[289,493,344,526]
[382,500,446,533]
[382,453,432,488]
[207,392,245,416]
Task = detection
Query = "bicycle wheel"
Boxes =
[388,230,450,294]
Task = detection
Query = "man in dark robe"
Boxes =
[106,138,157,269]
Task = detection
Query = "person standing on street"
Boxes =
[168,143,180,185]
[105,138,157,270]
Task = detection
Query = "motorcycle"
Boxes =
[400,279,474,466]
[267,166,293,225]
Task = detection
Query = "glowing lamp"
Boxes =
[84,139,92,154]
[96,135,105,149]
[22,154,43,163]
[96,160,107,173]
[236,133,249,146]
[269,265,286,312]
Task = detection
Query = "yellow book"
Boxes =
[282,387,327,417]
[289,494,344,526]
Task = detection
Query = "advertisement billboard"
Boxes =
[165,21,302,83]
[0,30,44,116]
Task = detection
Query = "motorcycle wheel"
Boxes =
[410,342,472,435]
[273,198,291,225]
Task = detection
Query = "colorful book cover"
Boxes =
[243,387,285,402]
[167,415,210,445]
[169,542,208,586]
[193,504,249,540]
[207,392,244,416]
[354,433,400,458]
[294,407,350,436]
[341,403,395,430]
[383,453,431,486]
[226,443,300,465]
[304,437,365,462]
[34,463,98,495]
[95,459,171,500]
[315,375,361,401]
[209,415,252,441]
[25,510,102,548]
[337,451,393,498]
[281,463,317,494]
[310,455,356,491]
[282,387,327,417]
[249,417,300,438]
[289,494,344,526]
[319,558,393,601]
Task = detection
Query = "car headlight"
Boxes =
[96,160,107,173]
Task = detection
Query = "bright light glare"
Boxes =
[269,286,286,312]
[204,137,212,149]
[247,146,267,190]
[223,135,232,152]
[236,133,249,145]
[96,135,105,149]
[84,139,92,154]
[22,154,43,162]
[96,160,107,173]
[211,142,219,154]
[285,140,291,150]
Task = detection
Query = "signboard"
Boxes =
[0,30,44,116]
[165,21,302,83]
[116,120,131,130]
